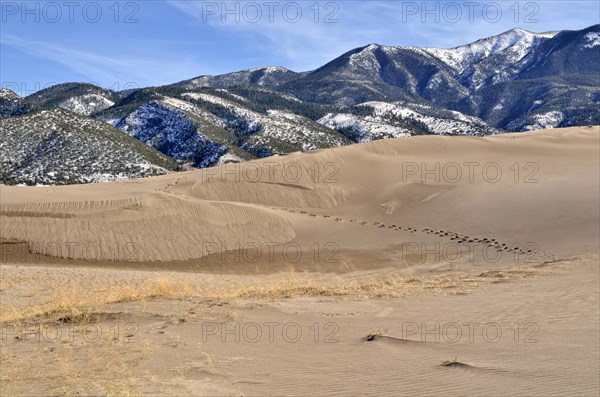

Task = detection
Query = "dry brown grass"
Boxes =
[0,273,468,325]
[0,257,583,396]
[0,259,567,325]
[0,330,143,397]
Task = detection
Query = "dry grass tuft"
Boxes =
[0,261,564,325]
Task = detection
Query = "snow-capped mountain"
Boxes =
[423,28,558,75]
[423,28,560,92]
[176,24,599,132]
[0,107,178,185]
[95,87,349,165]
[2,24,598,185]
[272,43,471,106]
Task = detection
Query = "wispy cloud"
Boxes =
[168,0,394,71]
[1,34,204,88]
[169,0,599,71]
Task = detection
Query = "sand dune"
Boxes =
[1,126,598,267]
[1,126,598,396]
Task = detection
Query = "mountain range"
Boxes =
[1,24,598,185]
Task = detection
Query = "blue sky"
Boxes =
[1,0,598,95]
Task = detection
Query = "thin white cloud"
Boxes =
[168,0,393,71]
[169,0,599,72]
[1,34,203,88]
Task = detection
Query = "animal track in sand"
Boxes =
[273,207,554,260]
[157,176,189,192]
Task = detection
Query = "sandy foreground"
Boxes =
[0,126,599,395]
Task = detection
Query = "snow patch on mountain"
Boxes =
[160,96,225,127]
[184,92,262,134]
[281,94,302,102]
[583,32,600,48]
[214,152,245,166]
[424,28,557,74]
[215,89,250,103]
[366,101,497,135]
[246,66,290,75]
[318,113,411,142]
[319,101,499,141]
[521,111,564,131]
[0,89,18,100]
[184,66,297,89]
[58,94,114,115]
[349,44,384,71]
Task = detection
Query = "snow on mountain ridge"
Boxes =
[422,28,557,73]
[58,94,115,116]
[363,101,497,135]
[318,101,500,142]
[185,92,348,154]
[0,89,20,99]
